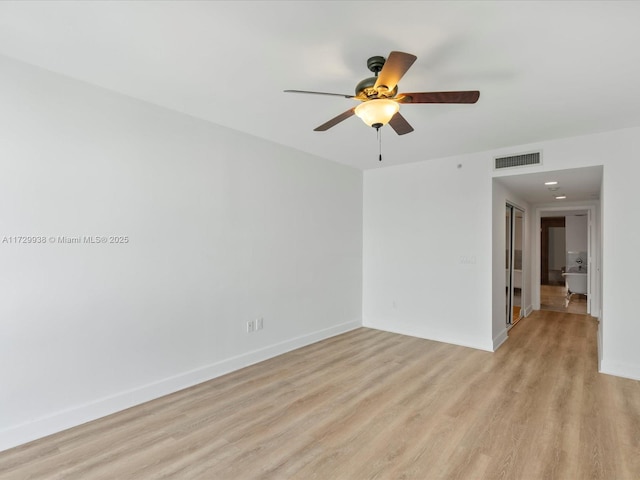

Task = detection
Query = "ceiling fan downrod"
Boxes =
[367,56,386,76]
[355,56,388,99]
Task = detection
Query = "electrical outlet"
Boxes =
[246,320,255,333]
[256,318,263,330]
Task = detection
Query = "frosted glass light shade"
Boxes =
[354,99,400,127]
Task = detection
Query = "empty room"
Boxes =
[1,1,639,479]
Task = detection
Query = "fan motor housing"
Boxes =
[355,55,399,99]
[355,76,398,99]
[355,76,376,97]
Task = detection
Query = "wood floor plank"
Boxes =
[1,311,639,479]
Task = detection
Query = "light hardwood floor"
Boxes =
[1,310,639,479]
[540,284,587,315]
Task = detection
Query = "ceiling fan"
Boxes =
[285,51,479,135]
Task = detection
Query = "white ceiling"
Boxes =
[1,1,639,180]
[495,165,603,205]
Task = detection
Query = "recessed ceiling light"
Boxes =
[555,195,566,200]
[545,181,558,186]
[548,187,559,191]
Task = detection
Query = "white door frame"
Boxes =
[533,204,599,316]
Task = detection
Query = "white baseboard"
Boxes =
[0,319,361,453]
[523,304,534,317]
[492,328,509,351]
[363,320,494,352]
[599,359,640,381]
[597,321,603,371]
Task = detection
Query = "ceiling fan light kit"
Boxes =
[354,99,399,129]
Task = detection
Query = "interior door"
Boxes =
[512,208,523,324]
[506,206,512,324]
[506,204,525,326]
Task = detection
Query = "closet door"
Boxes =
[506,204,525,326]
[512,209,523,324]
[506,205,513,325]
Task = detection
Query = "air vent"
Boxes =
[494,151,542,170]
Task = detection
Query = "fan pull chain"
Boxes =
[378,127,382,162]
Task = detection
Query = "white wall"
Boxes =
[365,127,640,381]
[0,55,363,451]
[566,214,588,252]
[363,156,494,351]
[550,226,566,270]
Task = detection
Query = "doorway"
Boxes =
[493,166,602,346]
[537,207,594,316]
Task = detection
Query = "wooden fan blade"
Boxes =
[314,107,356,131]
[374,51,417,91]
[388,112,414,135]
[284,89,355,99]
[397,91,480,104]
